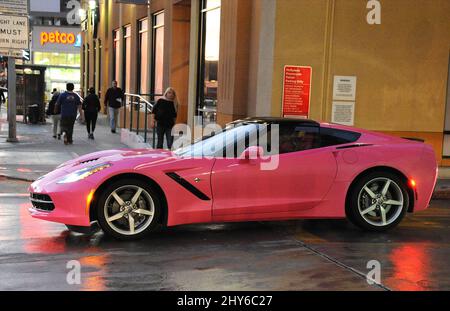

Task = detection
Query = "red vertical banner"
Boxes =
[282,65,312,118]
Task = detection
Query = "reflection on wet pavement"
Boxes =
[0,186,449,290]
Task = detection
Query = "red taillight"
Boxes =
[409,179,417,188]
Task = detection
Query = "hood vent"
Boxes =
[79,158,100,165]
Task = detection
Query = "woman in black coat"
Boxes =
[82,87,101,139]
[151,87,178,149]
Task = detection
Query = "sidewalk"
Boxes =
[0,107,127,181]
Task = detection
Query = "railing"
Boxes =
[75,91,85,124]
[123,93,162,148]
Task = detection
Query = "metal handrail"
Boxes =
[122,93,163,148]
[75,91,85,124]
[124,93,154,110]
[75,91,84,102]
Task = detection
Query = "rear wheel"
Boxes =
[346,171,409,231]
[96,179,161,240]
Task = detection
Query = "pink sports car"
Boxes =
[29,118,438,240]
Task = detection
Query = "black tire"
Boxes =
[96,178,161,240]
[346,171,410,232]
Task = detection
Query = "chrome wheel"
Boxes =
[104,185,155,236]
[357,177,404,227]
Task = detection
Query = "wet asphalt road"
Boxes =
[0,178,449,291]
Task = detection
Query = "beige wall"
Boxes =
[271,0,329,120]
[271,0,450,163]
[272,0,450,131]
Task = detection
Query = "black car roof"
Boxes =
[231,117,320,126]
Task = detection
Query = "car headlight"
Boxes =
[57,163,111,184]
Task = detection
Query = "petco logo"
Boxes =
[40,31,78,46]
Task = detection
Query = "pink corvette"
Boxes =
[29,118,438,240]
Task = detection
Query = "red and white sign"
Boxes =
[282,65,312,119]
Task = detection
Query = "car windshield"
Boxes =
[174,123,262,158]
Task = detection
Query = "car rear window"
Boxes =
[320,127,361,147]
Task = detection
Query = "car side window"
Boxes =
[279,124,320,154]
[319,127,361,147]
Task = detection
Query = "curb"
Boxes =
[0,174,36,183]
[432,191,450,200]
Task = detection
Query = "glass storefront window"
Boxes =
[124,25,131,93]
[139,18,149,95]
[32,51,81,99]
[45,67,81,96]
[113,29,121,84]
[152,11,165,96]
[47,67,81,82]
[33,52,80,67]
[198,0,221,123]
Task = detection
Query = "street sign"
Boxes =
[0,0,28,16]
[282,65,312,119]
[32,26,80,53]
[333,76,357,101]
[0,15,29,52]
[21,49,30,60]
[0,49,22,58]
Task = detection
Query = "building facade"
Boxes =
[80,0,450,166]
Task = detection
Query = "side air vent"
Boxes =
[166,172,211,201]
[402,137,425,143]
[336,143,373,150]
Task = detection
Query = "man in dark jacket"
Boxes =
[104,80,124,133]
[56,83,82,145]
[46,88,61,139]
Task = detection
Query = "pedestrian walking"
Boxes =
[104,80,124,134]
[46,88,61,139]
[151,87,178,150]
[56,83,82,145]
[82,87,101,140]
[0,85,5,108]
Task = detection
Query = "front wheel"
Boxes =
[346,172,409,232]
[96,179,161,240]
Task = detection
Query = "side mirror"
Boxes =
[240,146,264,162]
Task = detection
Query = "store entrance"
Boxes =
[197,0,221,125]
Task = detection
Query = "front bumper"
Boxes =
[28,173,96,227]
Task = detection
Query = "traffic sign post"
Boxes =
[0,0,29,143]
[6,57,17,142]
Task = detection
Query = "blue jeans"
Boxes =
[109,107,120,131]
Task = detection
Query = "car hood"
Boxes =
[58,149,176,171]
[30,149,179,191]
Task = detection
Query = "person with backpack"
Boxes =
[46,88,61,139]
[56,83,82,145]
